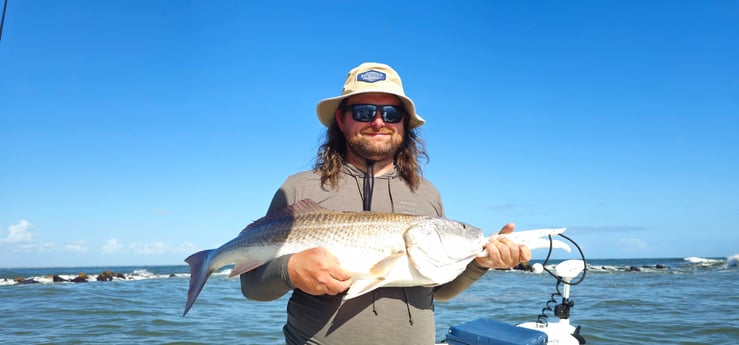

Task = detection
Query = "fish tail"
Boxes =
[183,249,215,316]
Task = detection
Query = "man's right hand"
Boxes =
[287,247,352,296]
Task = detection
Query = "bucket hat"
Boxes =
[316,62,425,128]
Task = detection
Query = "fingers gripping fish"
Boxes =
[481,228,571,256]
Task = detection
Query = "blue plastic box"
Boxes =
[445,318,548,345]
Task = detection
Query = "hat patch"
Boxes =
[357,70,386,83]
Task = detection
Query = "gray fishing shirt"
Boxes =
[241,163,489,345]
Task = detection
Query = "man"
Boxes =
[241,62,531,344]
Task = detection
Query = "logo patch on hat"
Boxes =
[357,70,386,83]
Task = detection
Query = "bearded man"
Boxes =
[240,62,530,345]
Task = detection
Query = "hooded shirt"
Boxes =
[241,163,488,345]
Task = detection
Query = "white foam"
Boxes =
[213,268,233,276]
[727,254,738,267]
[683,256,721,264]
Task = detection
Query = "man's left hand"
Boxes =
[475,223,532,269]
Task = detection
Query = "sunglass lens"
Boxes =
[381,106,403,123]
[351,105,376,122]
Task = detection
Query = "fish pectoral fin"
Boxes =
[229,259,267,278]
[342,252,405,299]
[369,251,405,277]
[344,279,392,299]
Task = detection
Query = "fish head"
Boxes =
[404,218,486,284]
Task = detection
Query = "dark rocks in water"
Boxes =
[71,273,89,283]
[514,262,533,271]
[169,273,176,278]
[97,271,114,281]
[96,270,127,281]
[627,266,641,272]
[14,277,40,284]
[52,275,68,282]
[656,264,668,269]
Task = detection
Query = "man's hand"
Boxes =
[475,223,532,268]
[287,247,352,296]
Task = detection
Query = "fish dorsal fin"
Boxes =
[241,199,332,234]
[285,199,334,216]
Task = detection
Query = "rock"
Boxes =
[627,266,641,272]
[14,277,40,284]
[52,275,68,282]
[97,270,114,281]
[71,273,89,283]
[514,262,533,271]
[656,264,668,269]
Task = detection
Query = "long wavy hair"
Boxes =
[314,107,429,191]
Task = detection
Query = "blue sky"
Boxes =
[1,1,737,268]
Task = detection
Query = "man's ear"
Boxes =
[335,109,345,131]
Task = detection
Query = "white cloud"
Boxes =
[17,242,56,252]
[130,241,167,255]
[0,219,35,243]
[64,241,89,253]
[176,242,198,253]
[619,237,648,250]
[101,238,124,254]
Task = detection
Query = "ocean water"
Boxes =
[1,257,737,345]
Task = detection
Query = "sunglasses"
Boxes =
[344,104,406,123]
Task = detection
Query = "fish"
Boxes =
[182,199,487,316]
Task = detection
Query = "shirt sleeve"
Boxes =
[432,257,489,301]
[240,253,294,301]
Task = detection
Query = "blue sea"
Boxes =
[1,256,737,345]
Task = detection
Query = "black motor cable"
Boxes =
[541,233,588,286]
[535,233,588,324]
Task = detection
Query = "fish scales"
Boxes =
[235,211,417,253]
[280,212,415,245]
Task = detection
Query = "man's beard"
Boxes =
[346,134,402,162]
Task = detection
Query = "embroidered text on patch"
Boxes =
[357,70,386,83]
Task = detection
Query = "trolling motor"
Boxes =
[444,229,587,345]
[518,259,587,345]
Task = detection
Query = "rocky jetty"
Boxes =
[5,270,134,285]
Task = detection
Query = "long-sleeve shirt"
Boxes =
[240,163,489,345]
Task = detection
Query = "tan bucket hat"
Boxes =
[316,62,425,129]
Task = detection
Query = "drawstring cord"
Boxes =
[362,160,375,211]
[402,288,414,326]
[372,289,414,326]
[362,159,413,326]
[372,291,378,315]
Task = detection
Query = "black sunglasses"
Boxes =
[344,104,406,123]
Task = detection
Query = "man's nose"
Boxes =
[370,111,385,128]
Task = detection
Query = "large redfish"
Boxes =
[183,199,486,316]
